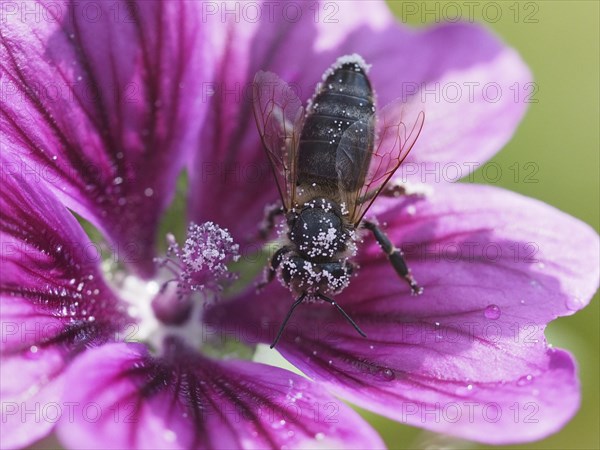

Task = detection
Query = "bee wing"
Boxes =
[252,71,305,211]
[337,97,425,225]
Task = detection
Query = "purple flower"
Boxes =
[0,2,597,450]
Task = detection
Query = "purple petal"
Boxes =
[56,341,384,449]
[190,1,530,246]
[0,0,211,275]
[1,168,127,448]
[208,183,598,443]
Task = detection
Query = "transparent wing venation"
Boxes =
[252,71,304,210]
[340,97,425,225]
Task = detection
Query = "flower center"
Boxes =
[114,222,239,354]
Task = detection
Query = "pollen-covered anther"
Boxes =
[154,222,240,316]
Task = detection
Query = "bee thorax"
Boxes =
[279,256,353,295]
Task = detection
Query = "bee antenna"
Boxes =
[270,292,308,349]
[317,293,367,338]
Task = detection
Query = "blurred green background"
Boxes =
[361,1,599,448]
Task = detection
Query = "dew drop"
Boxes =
[315,432,325,441]
[29,345,38,354]
[455,384,474,396]
[566,296,582,311]
[379,368,395,381]
[144,187,154,197]
[517,374,534,386]
[484,304,501,320]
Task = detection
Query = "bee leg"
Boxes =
[271,292,307,348]
[363,220,423,295]
[381,180,433,199]
[257,246,292,291]
[317,294,367,338]
[258,202,285,239]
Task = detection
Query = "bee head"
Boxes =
[280,256,353,295]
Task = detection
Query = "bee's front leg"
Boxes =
[363,220,423,295]
[257,246,292,291]
[258,202,285,239]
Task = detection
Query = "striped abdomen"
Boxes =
[297,59,375,190]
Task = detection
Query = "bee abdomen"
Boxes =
[298,58,374,186]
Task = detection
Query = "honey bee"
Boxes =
[252,54,425,348]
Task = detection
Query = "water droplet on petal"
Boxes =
[455,384,474,396]
[484,304,501,320]
[315,433,325,441]
[517,374,534,386]
[566,296,583,311]
[378,368,395,381]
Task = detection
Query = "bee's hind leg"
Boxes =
[381,180,433,199]
[363,220,423,295]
